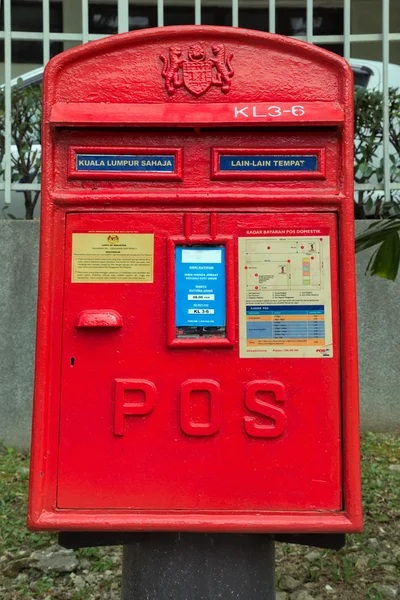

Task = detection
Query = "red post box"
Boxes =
[29,25,362,534]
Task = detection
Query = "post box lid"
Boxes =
[43,25,353,127]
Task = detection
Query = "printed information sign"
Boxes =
[175,247,226,327]
[238,228,333,358]
[72,233,154,283]
[76,154,175,173]
[219,154,317,172]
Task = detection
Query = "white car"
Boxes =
[1,59,399,219]
[351,57,400,90]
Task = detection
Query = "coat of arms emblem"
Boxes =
[160,43,234,96]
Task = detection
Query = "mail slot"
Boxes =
[28,26,362,533]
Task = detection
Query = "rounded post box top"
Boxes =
[44,25,353,108]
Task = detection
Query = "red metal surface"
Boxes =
[56,212,340,513]
[75,309,123,328]
[51,128,339,195]
[50,101,344,127]
[28,25,362,533]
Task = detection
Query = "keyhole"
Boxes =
[70,357,75,367]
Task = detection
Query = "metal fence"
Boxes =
[1,0,399,209]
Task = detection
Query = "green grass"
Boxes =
[0,432,399,600]
[360,431,399,523]
[0,446,53,553]
[276,432,400,599]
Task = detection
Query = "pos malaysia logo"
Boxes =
[160,43,234,97]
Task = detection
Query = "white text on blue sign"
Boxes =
[219,155,317,172]
[76,154,175,173]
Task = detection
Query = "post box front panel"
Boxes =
[54,128,340,194]
[57,211,341,513]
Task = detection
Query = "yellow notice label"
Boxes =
[72,233,154,283]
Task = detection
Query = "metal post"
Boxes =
[269,0,276,34]
[382,0,391,206]
[121,533,275,600]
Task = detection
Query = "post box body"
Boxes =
[29,26,362,533]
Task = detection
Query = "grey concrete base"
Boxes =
[0,221,39,450]
[121,534,275,600]
[0,220,399,450]
[355,221,400,431]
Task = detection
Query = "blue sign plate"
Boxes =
[76,154,175,173]
[175,247,226,327]
[219,154,317,172]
